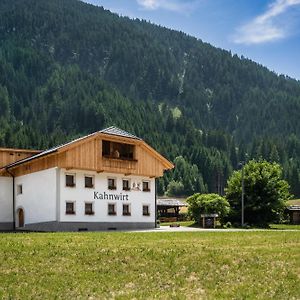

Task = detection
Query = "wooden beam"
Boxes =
[97,169,104,173]
[98,133,141,145]
[0,147,41,153]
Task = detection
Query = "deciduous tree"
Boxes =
[225,160,291,226]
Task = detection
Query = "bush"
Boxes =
[186,193,230,225]
[178,212,190,221]
[224,221,232,228]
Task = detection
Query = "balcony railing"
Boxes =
[102,156,138,170]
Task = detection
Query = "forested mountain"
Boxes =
[1,0,300,196]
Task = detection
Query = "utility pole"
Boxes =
[241,164,245,227]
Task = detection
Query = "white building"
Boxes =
[0,127,173,231]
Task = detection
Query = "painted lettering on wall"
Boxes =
[94,191,129,201]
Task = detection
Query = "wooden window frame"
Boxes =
[122,179,131,191]
[108,177,117,190]
[143,205,150,216]
[84,175,94,189]
[102,140,136,161]
[142,181,151,192]
[66,173,76,188]
[85,202,94,215]
[123,203,131,216]
[108,203,117,216]
[65,201,76,215]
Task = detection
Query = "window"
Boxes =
[108,178,116,190]
[108,203,116,215]
[66,174,75,187]
[85,176,94,188]
[102,140,135,160]
[102,140,111,156]
[122,179,130,191]
[85,202,94,215]
[143,205,150,216]
[66,202,75,215]
[143,181,150,192]
[123,204,131,216]
[17,184,23,195]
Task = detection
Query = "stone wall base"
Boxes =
[0,222,14,231]
[20,221,155,232]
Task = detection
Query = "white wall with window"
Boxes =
[3,167,155,228]
[14,168,58,226]
[59,169,155,223]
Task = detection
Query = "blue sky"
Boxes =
[83,0,300,80]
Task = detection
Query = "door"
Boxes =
[18,209,24,227]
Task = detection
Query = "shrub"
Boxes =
[186,193,230,225]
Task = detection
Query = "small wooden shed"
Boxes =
[288,205,300,224]
[200,213,219,228]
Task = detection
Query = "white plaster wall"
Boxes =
[60,169,155,224]
[15,168,57,225]
[0,176,13,222]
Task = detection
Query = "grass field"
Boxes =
[160,221,195,227]
[269,224,300,230]
[0,231,300,299]
[161,221,300,230]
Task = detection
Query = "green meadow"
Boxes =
[0,231,299,299]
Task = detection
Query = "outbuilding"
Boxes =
[0,127,173,231]
[157,198,187,222]
[288,205,300,224]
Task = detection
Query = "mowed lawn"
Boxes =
[0,232,300,299]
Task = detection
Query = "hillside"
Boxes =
[1,0,300,196]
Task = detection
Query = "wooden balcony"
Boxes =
[101,156,138,172]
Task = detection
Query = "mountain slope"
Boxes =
[1,0,300,196]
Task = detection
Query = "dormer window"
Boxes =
[102,140,135,160]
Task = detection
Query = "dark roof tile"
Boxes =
[100,126,141,140]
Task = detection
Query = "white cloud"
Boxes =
[234,0,300,45]
[137,0,199,14]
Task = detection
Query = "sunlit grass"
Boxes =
[160,221,195,227]
[0,231,299,299]
[161,221,300,230]
[270,224,300,230]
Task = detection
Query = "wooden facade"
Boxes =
[0,148,41,169]
[0,131,174,177]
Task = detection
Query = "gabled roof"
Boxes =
[100,126,141,140]
[2,126,173,171]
